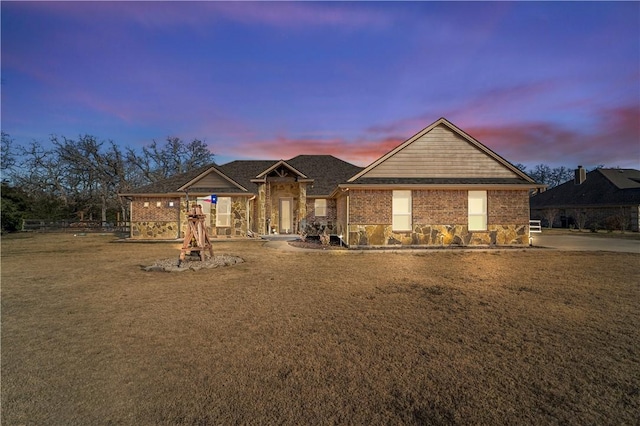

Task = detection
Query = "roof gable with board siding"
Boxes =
[349,118,532,182]
[178,166,247,192]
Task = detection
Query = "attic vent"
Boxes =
[574,165,586,185]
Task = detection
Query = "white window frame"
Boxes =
[216,197,232,227]
[468,190,487,231]
[314,199,327,217]
[392,190,412,231]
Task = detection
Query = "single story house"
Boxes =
[120,118,543,246]
[530,167,640,232]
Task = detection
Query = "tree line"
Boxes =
[1,132,214,232]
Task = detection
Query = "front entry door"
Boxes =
[279,198,293,234]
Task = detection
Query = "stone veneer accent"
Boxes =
[348,224,528,247]
[131,221,179,239]
[212,197,247,237]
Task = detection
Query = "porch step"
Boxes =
[261,234,299,241]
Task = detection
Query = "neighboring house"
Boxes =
[530,167,640,232]
[120,117,543,246]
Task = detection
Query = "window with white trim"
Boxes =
[392,190,412,231]
[468,191,487,231]
[216,197,232,227]
[314,199,327,217]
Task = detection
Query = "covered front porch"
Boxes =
[252,161,313,235]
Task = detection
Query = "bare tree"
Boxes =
[529,164,552,186]
[52,135,132,226]
[542,208,559,229]
[126,137,214,184]
[549,166,573,188]
[527,164,582,189]
[16,140,70,204]
[573,209,588,231]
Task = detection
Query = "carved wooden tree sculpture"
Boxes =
[179,204,213,266]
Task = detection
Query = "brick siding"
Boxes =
[349,190,392,224]
[488,190,529,224]
[349,189,529,227]
[413,190,467,224]
[132,197,180,221]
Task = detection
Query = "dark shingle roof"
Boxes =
[216,156,363,196]
[598,168,640,189]
[124,163,218,194]
[530,168,640,208]
[286,155,363,195]
[123,155,363,196]
[217,160,278,192]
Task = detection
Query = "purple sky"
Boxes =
[2,1,639,169]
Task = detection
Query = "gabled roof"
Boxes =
[530,168,640,208]
[121,163,221,195]
[122,155,363,197]
[177,165,247,192]
[254,160,309,180]
[348,117,538,186]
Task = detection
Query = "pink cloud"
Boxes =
[207,2,391,29]
[219,136,403,167]
[465,104,640,168]
[14,2,390,31]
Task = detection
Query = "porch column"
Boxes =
[257,183,266,235]
[298,182,307,232]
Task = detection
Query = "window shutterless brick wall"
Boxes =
[132,197,180,221]
[413,190,467,224]
[349,190,392,224]
[488,190,530,224]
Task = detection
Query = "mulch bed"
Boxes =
[288,239,347,250]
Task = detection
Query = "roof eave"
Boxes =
[119,191,254,197]
[337,183,544,190]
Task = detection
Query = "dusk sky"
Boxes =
[2,1,639,169]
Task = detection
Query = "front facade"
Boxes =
[120,118,542,246]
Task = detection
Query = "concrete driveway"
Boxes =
[531,233,640,253]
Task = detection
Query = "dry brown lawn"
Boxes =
[2,233,639,425]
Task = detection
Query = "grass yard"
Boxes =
[2,233,639,425]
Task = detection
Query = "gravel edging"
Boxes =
[143,254,245,272]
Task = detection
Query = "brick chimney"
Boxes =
[574,165,586,185]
